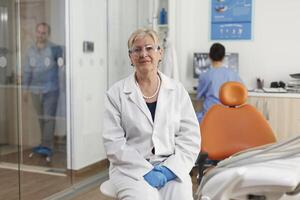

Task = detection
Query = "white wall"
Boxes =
[69,0,107,170]
[107,0,157,87]
[107,0,137,86]
[68,0,152,170]
[174,0,300,91]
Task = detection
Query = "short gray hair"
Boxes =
[127,28,160,49]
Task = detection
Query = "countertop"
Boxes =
[248,91,300,98]
[189,89,300,99]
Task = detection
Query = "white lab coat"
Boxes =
[102,72,200,183]
[161,38,179,81]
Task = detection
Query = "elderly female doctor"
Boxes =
[102,28,200,200]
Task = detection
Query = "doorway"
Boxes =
[0,0,71,199]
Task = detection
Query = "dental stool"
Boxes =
[100,179,117,199]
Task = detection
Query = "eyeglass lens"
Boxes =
[130,45,159,55]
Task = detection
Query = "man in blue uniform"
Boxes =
[196,43,242,123]
[22,22,62,159]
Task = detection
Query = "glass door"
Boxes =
[0,0,71,199]
[0,0,19,199]
[18,0,71,199]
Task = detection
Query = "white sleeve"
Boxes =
[102,90,153,180]
[163,85,201,181]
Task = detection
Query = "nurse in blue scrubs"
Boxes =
[196,43,242,123]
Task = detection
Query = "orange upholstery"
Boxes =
[200,81,276,160]
[219,81,248,107]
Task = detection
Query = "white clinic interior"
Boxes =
[0,0,300,199]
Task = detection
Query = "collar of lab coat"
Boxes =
[123,71,176,125]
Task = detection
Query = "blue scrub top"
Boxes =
[196,66,242,122]
[23,42,62,94]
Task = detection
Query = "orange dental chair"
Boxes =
[196,81,276,183]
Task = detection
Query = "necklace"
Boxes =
[136,75,161,99]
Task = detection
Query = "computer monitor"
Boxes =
[193,52,239,78]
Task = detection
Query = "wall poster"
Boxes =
[211,0,252,40]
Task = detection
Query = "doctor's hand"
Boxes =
[143,169,167,189]
[154,165,177,182]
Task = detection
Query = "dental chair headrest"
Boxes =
[219,82,248,107]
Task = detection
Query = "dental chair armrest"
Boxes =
[196,152,208,184]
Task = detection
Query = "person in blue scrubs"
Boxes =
[196,43,242,123]
[22,22,63,158]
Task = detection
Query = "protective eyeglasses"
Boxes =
[129,44,160,56]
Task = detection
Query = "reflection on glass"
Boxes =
[1,0,107,198]
[18,0,69,199]
[22,22,61,163]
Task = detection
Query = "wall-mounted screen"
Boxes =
[193,52,239,78]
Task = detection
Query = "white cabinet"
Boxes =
[290,99,300,137]
[248,96,300,141]
[156,0,169,47]
[158,0,176,48]
[139,0,175,47]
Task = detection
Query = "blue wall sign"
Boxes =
[211,0,252,40]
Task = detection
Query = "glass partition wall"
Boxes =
[19,0,70,199]
[0,0,141,199]
[0,0,19,199]
[0,0,71,199]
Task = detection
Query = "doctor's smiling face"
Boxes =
[128,30,163,75]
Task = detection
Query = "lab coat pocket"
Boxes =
[168,114,180,143]
[171,114,180,133]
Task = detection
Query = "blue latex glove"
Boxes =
[154,165,177,181]
[144,169,167,188]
